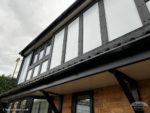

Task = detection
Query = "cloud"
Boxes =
[0,0,75,77]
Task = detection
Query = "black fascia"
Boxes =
[19,0,86,56]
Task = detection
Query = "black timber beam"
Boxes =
[41,91,63,113]
[109,70,144,113]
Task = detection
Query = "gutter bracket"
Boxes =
[109,69,144,113]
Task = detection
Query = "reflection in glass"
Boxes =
[83,3,102,53]
[76,95,91,113]
[104,0,142,41]
[32,65,40,77]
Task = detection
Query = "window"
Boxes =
[31,99,49,113]
[146,0,150,12]
[7,103,12,113]
[19,100,27,113]
[32,65,40,77]
[40,60,48,74]
[18,53,32,84]
[39,49,44,60]
[65,18,79,62]
[50,29,65,69]
[45,45,51,56]
[83,3,102,53]
[33,53,38,64]
[26,69,33,80]
[12,102,18,113]
[104,0,142,41]
[72,92,93,113]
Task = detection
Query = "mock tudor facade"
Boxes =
[0,0,150,113]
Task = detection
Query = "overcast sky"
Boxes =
[0,0,75,77]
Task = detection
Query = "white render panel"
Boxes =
[18,53,32,84]
[104,0,142,41]
[65,18,79,62]
[50,29,65,69]
[83,3,102,53]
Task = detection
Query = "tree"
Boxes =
[0,75,17,113]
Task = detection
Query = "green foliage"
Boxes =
[0,75,17,94]
[0,74,17,113]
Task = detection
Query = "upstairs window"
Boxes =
[33,53,38,64]
[45,44,51,56]
[32,65,40,77]
[18,53,32,84]
[39,49,45,60]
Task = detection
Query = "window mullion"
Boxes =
[98,0,108,44]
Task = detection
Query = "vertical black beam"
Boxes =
[47,37,55,70]
[78,15,83,55]
[61,27,68,64]
[109,70,144,113]
[134,0,150,25]
[41,91,60,113]
[98,0,109,44]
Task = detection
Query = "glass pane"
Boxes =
[18,53,32,84]
[39,100,49,113]
[32,65,40,77]
[65,18,79,62]
[31,100,40,113]
[7,103,12,113]
[40,60,48,74]
[76,95,91,113]
[39,49,44,60]
[146,1,150,12]
[33,54,38,63]
[26,69,32,80]
[19,100,27,113]
[83,3,102,53]
[104,0,142,41]
[50,29,64,69]
[12,102,18,113]
[45,45,51,56]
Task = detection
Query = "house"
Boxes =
[0,0,150,113]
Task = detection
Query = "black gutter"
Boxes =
[19,0,86,56]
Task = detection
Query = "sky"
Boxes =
[0,0,75,77]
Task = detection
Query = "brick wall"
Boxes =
[61,79,150,113]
